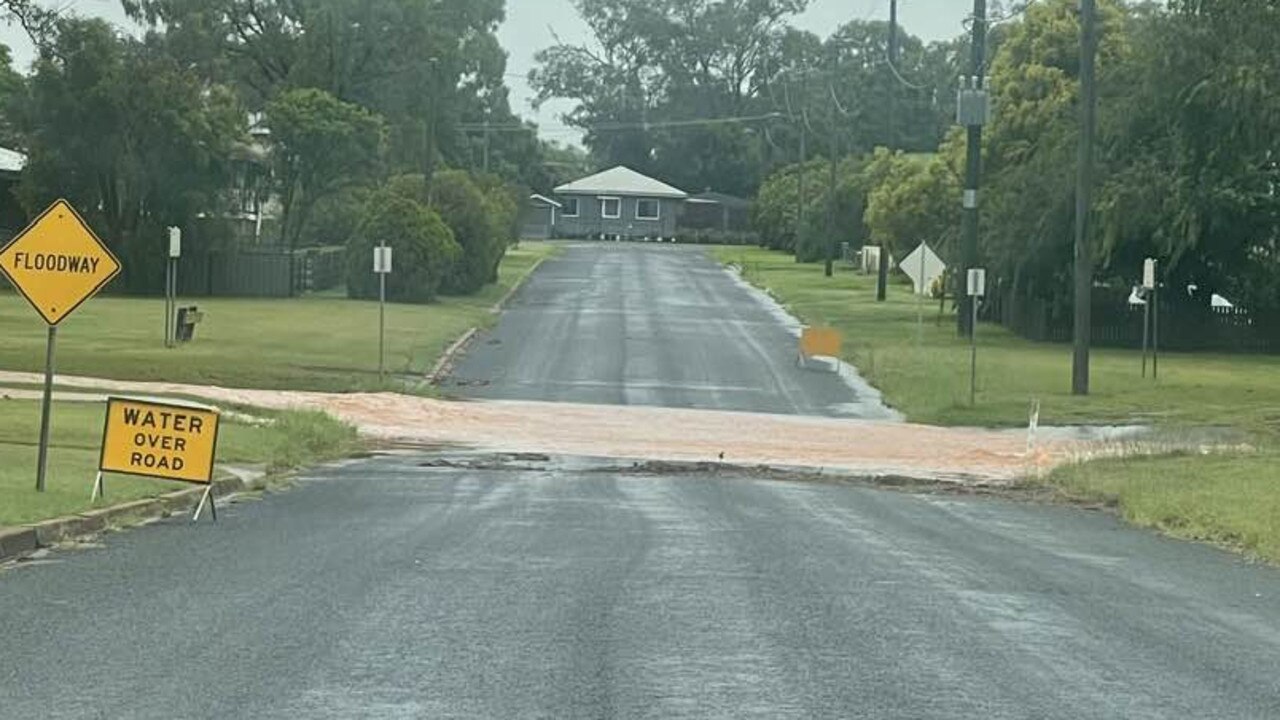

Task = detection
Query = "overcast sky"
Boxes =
[1,0,969,140]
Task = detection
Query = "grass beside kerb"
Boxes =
[0,398,361,527]
[1050,452,1280,562]
[713,245,1280,435]
[0,242,559,393]
[713,244,1280,562]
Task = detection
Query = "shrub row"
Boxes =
[342,171,520,302]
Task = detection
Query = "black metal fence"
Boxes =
[994,287,1280,354]
[177,246,345,298]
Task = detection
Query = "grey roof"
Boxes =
[554,166,688,199]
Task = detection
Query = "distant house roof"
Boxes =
[554,166,688,199]
[529,193,562,208]
[0,147,27,174]
[688,191,751,209]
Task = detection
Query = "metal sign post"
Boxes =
[166,227,181,348]
[0,199,121,492]
[373,244,393,382]
[917,243,926,343]
[35,325,57,493]
[967,268,986,406]
[1153,277,1160,380]
[1142,258,1155,378]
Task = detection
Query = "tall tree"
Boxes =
[265,87,385,251]
[532,0,808,194]
[15,18,243,291]
[1096,0,1280,310]
[123,0,514,181]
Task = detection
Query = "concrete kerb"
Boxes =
[426,327,479,385]
[425,254,549,386]
[0,465,267,565]
[0,526,38,560]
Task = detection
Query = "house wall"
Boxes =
[520,203,555,239]
[554,194,680,239]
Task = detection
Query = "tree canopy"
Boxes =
[531,0,960,197]
[1,0,559,298]
[748,0,1280,318]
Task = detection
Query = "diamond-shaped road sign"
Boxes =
[901,241,946,296]
[0,199,121,325]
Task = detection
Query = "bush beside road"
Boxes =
[0,243,556,393]
[714,245,1280,562]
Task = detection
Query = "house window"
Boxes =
[600,197,621,219]
[562,197,580,217]
[636,198,660,220]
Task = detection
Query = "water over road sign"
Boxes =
[0,199,121,325]
[99,397,221,485]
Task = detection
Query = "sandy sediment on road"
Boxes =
[0,370,1067,484]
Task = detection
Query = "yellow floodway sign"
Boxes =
[100,397,221,485]
[0,199,121,325]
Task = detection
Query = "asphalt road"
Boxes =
[3,454,1279,719]
[446,242,895,419]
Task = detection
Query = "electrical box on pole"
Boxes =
[956,76,992,127]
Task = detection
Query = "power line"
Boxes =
[883,53,932,92]
[457,111,783,136]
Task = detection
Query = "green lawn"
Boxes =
[714,245,1280,433]
[0,242,557,392]
[714,245,1280,561]
[0,398,360,527]
[1051,452,1280,561]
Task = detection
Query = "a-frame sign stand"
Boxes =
[191,485,218,523]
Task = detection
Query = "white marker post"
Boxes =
[1142,258,1156,378]
[374,243,393,382]
[967,268,986,406]
[166,227,181,348]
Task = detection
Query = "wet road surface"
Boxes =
[3,454,1279,719]
[445,242,895,419]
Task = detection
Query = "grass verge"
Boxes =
[1050,452,1280,561]
[713,246,1280,432]
[0,242,559,392]
[713,245,1280,562]
[0,398,360,527]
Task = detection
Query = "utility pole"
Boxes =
[1072,0,1099,395]
[798,115,807,260]
[826,52,840,278]
[888,0,899,150]
[876,0,899,301]
[825,126,838,277]
[482,118,491,174]
[957,0,987,337]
